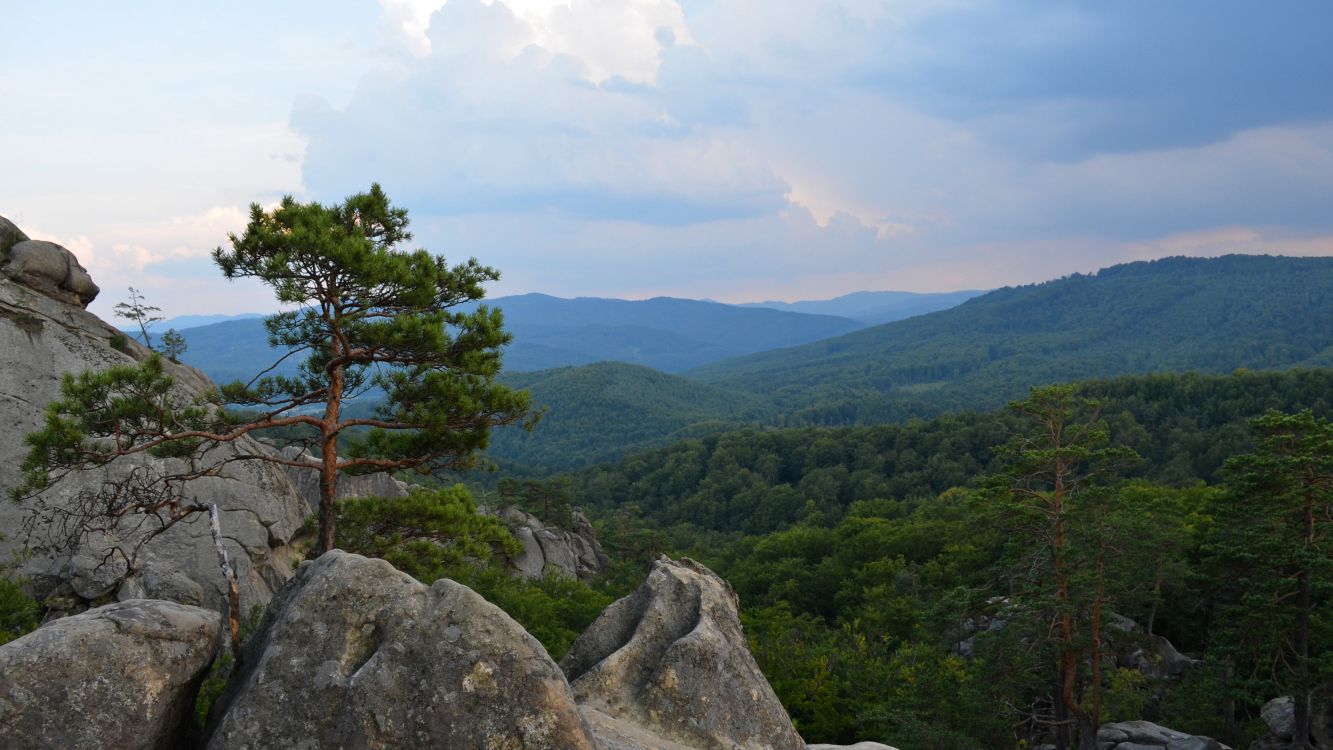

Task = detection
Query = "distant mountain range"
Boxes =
[157,259,1333,474]
[738,289,986,325]
[479,255,1333,469]
[160,313,264,330]
[170,290,970,381]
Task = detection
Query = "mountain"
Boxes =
[483,293,864,372]
[690,255,1333,422]
[173,293,867,382]
[487,361,774,469]
[175,318,285,385]
[161,312,264,330]
[739,289,985,325]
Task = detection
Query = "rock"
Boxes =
[501,506,609,580]
[204,550,596,750]
[1122,633,1198,680]
[1097,720,1231,750]
[1260,696,1294,739]
[0,273,310,615]
[561,556,806,750]
[0,215,28,257]
[0,599,220,750]
[277,445,412,504]
[3,239,100,307]
[809,743,901,750]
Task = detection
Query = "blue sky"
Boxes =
[3,1,1331,318]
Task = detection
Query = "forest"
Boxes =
[524,367,1333,748]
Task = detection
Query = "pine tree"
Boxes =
[1207,410,1333,748]
[14,184,535,556]
[114,286,163,349]
[982,385,1137,750]
[160,328,187,362]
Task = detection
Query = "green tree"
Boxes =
[498,476,575,528]
[14,185,535,555]
[160,328,187,362]
[983,385,1137,750]
[1207,410,1333,748]
[114,286,164,349]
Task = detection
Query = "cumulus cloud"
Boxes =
[6,1,1332,315]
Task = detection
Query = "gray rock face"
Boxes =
[278,445,412,504]
[561,556,806,750]
[205,550,597,750]
[0,270,310,615]
[501,503,610,580]
[1096,720,1231,750]
[1260,696,1294,739]
[502,506,609,580]
[1121,633,1198,680]
[0,215,28,257]
[0,599,220,750]
[3,238,100,307]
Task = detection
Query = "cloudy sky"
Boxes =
[3,1,1332,319]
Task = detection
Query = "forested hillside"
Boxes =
[487,362,773,469]
[691,255,1333,422]
[558,367,1333,747]
[740,289,985,325]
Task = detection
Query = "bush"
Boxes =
[0,577,40,645]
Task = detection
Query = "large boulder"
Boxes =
[0,599,220,750]
[560,556,806,750]
[205,550,597,750]
[503,506,609,580]
[2,238,99,307]
[0,215,27,257]
[1260,696,1295,739]
[1096,720,1231,750]
[0,266,310,615]
[1121,632,1198,680]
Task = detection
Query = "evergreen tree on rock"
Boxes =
[14,184,535,555]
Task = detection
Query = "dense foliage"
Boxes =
[487,361,773,469]
[563,368,1333,748]
[330,485,624,661]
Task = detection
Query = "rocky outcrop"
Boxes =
[0,215,27,256]
[274,448,609,581]
[561,556,806,750]
[1252,695,1333,749]
[277,445,412,504]
[205,550,596,750]
[503,506,609,580]
[0,599,220,750]
[809,744,900,750]
[1096,720,1231,750]
[1260,696,1296,741]
[2,238,99,307]
[0,218,310,614]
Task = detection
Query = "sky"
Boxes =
[3,1,1332,319]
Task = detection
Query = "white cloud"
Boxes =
[379,0,691,83]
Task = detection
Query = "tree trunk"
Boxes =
[317,321,345,555]
[208,504,242,659]
[1291,482,1316,749]
[1076,710,1099,750]
[1052,681,1072,750]
[317,437,338,554]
